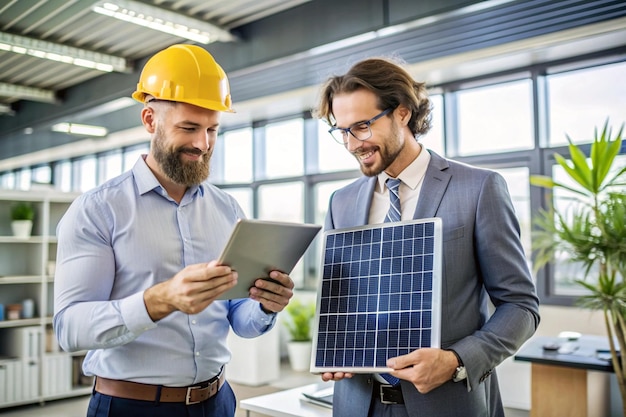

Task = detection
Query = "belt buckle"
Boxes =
[185,385,202,405]
[379,384,398,405]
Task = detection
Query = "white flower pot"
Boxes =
[287,340,312,372]
[11,220,33,239]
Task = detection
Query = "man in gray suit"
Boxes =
[314,57,540,417]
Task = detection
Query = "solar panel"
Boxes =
[311,218,442,373]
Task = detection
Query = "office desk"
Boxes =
[514,335,614,417]
[239,382,333,417]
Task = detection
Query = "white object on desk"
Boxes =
[300,386,333,409]
[226,326,280,386]
[239,382,333,417]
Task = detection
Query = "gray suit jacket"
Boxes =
[325,151,540,417]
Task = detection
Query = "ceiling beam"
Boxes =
[0,31,130,73]
[0,81,56,104]
[92,0,237,44]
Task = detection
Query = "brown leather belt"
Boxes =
[95,371,225,405]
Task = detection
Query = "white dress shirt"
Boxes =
[368,144,431,224]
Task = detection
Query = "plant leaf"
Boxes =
[554,152,592,194]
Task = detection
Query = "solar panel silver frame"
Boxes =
[310,218,442,373]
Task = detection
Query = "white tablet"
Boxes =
[217,219,322,299]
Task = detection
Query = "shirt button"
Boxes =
[191,320,197,325]
[196,352,200,356]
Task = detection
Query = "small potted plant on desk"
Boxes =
[530,120,626,414]
[10,202,35,239]
[283,298,316,372]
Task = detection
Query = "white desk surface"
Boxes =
[239,382,334,417]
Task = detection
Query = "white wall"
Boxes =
[534,305,606,337]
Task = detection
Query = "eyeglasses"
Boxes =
[328,108,393,145]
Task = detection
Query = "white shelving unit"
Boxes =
[0,189,92,409]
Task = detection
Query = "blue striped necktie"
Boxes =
[381,177,402,386]
[384,178,402,223]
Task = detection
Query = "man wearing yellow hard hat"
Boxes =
[54,44,295,417]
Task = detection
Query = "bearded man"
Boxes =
[53,44,295,417]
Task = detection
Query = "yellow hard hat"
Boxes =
[132,44,234,112]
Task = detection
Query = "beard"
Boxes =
[354,119,404,177]
[152,126,212,186]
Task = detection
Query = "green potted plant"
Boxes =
[10,202,35,239]
[283,298,316,371]
[530,120,626,414]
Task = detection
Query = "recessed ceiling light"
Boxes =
[92,0,235,44]
[0,103,15,115]
[52,123,108,137]
[0,33,128,74]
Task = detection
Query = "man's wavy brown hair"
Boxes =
[315,57,432,139]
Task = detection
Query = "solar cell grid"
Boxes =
[311,218,442,373]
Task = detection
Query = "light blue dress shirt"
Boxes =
[53,156,276,386]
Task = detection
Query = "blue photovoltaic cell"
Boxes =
[311,218,442,372]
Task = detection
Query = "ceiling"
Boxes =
[0,0,311,115]
[0,0,624,168]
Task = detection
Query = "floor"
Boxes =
[0,360,529,417]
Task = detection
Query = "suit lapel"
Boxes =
[341,151,450,226]
[413,150,451,219]
[356,177,377,225]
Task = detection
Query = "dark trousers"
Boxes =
[86,381,237,417]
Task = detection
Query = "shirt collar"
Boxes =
[376,144,430,192]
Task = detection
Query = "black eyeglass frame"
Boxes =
[328,108,393,145]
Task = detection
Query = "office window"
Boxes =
[73,157,97,192]
[54,161,72,192]
[316,120,359,173]
[31,165,52,186]
[123,143,149,171]
[493,166,532,272]
[264,119,304,179]
[99,151,123,183]
[13,52,621,306]
[224,187,253,219]
[258,182,304,222]
[300,178,358,289]
[314,179,357,225]
[221,128,253,183]
[547,61,626,146]
[16,168,31,190]
[425,94,445,156]
[258,181,305,286]
[0,171,16,189]
[457,79,534,156]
